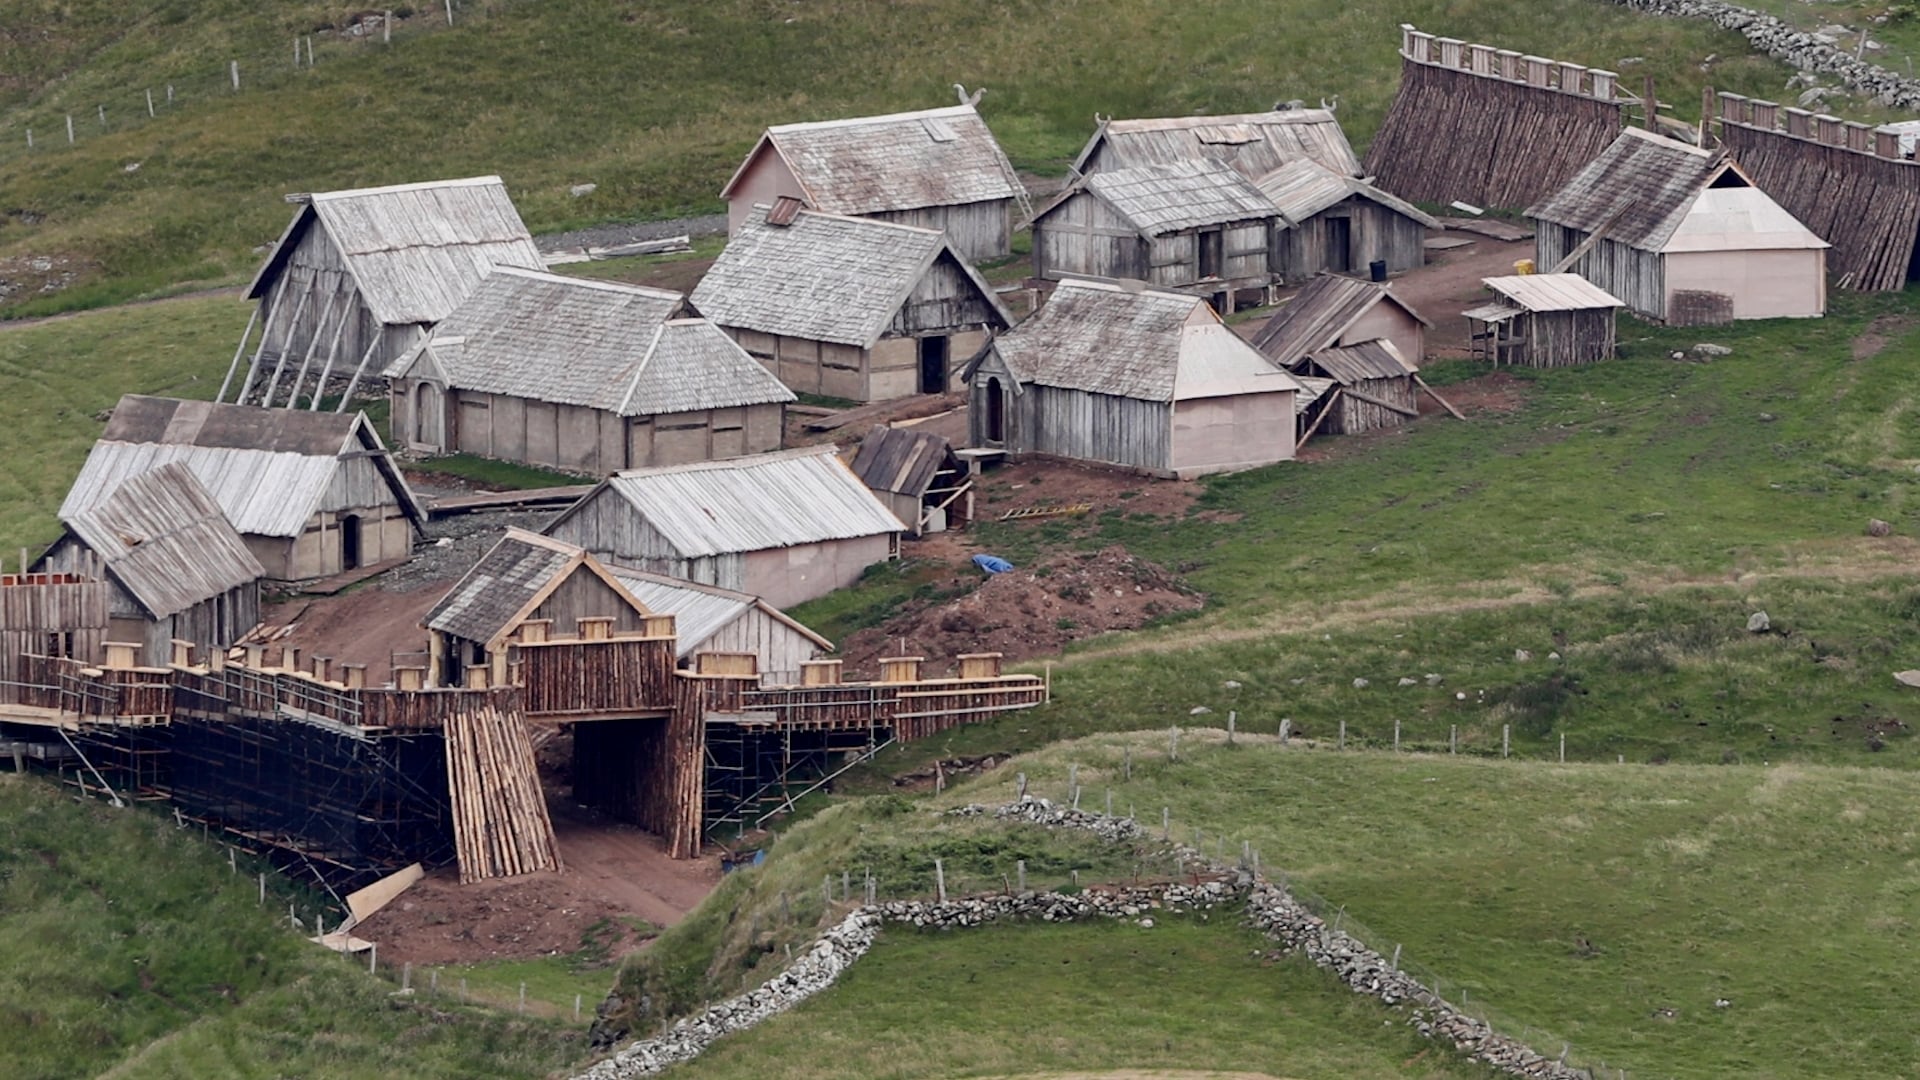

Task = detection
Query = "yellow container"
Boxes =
[1513,258,1536,275]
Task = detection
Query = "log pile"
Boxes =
[441,689,563,882]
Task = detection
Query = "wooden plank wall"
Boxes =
[513,636,676,717]
[0,576,109,693]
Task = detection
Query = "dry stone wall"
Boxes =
[1610,0,1920,108]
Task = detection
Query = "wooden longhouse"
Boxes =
[1289,339,1421,438]
[37,463,263,667]
[1072,109,1361,181]
[719,104,1029,261]
[1528,128,1828,324]
[1029,159,1281,312]
[544,445,906,609]
[231,176,544,410]
[384,268,793,474]
[964,279,1303,478]
[849,426,973,538]
[1255,159,1438,280]
[1251,274,1431,374]
[62,396,424,582]
[1465,273,1624,368]
[691,205,1014,402]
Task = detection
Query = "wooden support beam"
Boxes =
[235,275,291,404]
[272,284,341,409]
[1295,387,1341,451]
[217,305,261,404]
[1413,374,1467,420]
[1549,204,1628,274]
[255,282,313,408]
[333,330,392,414]
[1339,387,1420,418]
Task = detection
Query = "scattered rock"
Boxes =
[1425,673,1444,686]
[1612,0,1920,110]
[1893,670,1920,689]
[1758,412,1777,422]
[1398,677,1419,687]
[1352,677,1370,689]
[1693,343,1733,358]
[569,183,598,198]
[123,161,141,173]
[1138,917,1154,928]
[1867,518,1892,537]
[1189,705,1212,716]
[1514,649,1533,662]
[1223,679,1242,690]
[1456,691,1468,701]
[1548,651,1562,661]
[1747,611,1771,633]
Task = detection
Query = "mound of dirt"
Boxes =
[838,545,1200,677]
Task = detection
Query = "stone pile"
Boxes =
[1610,0,1920,109]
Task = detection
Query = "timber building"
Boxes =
[1251,275,1431,374]
[1466,273,1625,368]
[1071,109,1361,181]
[1255,159,1438,281]
[849,426,973,538]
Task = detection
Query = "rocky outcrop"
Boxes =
[1610,0,1920,109]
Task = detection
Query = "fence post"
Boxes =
[385,11,393,43]
[306,36,315,66]
[1560,732,1566,763]
[1227,710,1236,744]
[1450,725,1458,754]
[1393,718,1400,751]
[1070,784,1081,810]
[230,61,240,91]
[518,982,526,1014]
[66,114,74,143]
[1105,788,1113,817]
[146,88,155,117]
[24,128,31,148]
[934,857,946,902]
[97,104,105,126]
[166,84,174,104]
[842,870,850,901]
[1124,746,1132,780]
[1162,806,1170,839]
[1338,719,1346,750]
[294,36,301,68]
[1068,763,1078,789]
[1279,717,1290,744]
[445,0,455,25]
[1390,943,1401,970]
[574,993,582,1021]
[402,962,412,991]
[368,942,377,974]
[431,969,439,997]
[1016,771,1027,798]
[1016,859,1026,891]
[258,872,265,904]
[822,874,832,908]
[1502,724,1510,758]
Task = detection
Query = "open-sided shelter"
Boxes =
[719,105,1027,261]
[235,176,544,409]
[1029,160,1281,310]
[1527,128,1828,323]
[606,565,831,684]
[691,206,1013,402]
[544,445,905,608]
[1071,110,1361,181]
[964,279,1303,478]
[37,463,264,666]
[62,396,423,582]
[385,268,793,474]
[1250,274,1431,372]
[1465,273,1625,368]
[1255,159,1439,280]
[849,426,973,537]
[1289,339,1421,437]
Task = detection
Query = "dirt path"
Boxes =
[0,283,243,333]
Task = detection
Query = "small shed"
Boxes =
[423,528,653,688]
[62,395,424,582]
[1071,109,1361,180]
[1290,339,1421,437]
[544,445,906,608]
[385,268,793,473]
[606,565,831,684]
[964,279,1303,478]
[1255,159,1439,280]
[236,176,544,409]
[849,426,972,537]
[1250,274,1432,372]
[1465,274,1625,368]
[1029,159,1281,310]
[691,205,1013,402]
[719,104,1027,261]
[1527,128,1828,323]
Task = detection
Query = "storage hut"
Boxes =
[37,463,264,666]
[62,396,424,582]
[1465,274,1625,368]
[1255,159,1439,280]
[422,529,654,689]
[1289,340,1421,437]
[544,445,906,609]
[1029,159,1281,311]
[234,176,544,409]
[1071,109,1362,181]
[606,566,831,684]
[963,279,1303,478]
[719,105,1027,261]
[384,268,793,473]
[1527,128,1828,323]
[1250,275,1431,371]
[691,206,1013,402]
[849,426,973,537]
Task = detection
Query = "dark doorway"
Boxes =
[919,336,950,394]
[1326,217,1352,273]
[340,514,362,571]
[985,377,1005,443]
[1198,229,1224,278]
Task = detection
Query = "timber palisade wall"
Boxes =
[1365,26,1629,211]
[0,574,107,696]
[1714,91,1920,291]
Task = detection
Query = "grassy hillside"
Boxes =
[0,774,583,1080]
[0,0,1795,314]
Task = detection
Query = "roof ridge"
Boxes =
[615,322,669,417]
[751,204,948,238]
[307,174,508,202]
[486,265,686,301]
[767,104,978,135]
[611,443,838,479]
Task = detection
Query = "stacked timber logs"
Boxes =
[1366,33,1626,210]
[441,689,563,882]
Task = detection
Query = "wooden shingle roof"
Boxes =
[1250,276,1431,370]
[1297,339,1418,385]
[60,462,263,620]
[425,529,647,650]
[850,426,960,499]
[1072,110,1361,179]
[722,105,1024,215]
[1482,273,1624,313]
[1049,160,1279,236]
[1254,159,1439,228]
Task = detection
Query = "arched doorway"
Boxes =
[412,382,445,450]
[985,377,1005,443]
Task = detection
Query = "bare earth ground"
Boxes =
[259,582,447,683]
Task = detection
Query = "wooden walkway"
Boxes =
[294,557,408,596]
[423,485,595,518]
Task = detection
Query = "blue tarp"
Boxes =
[972,554,1014,574]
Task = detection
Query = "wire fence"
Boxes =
[0,0,513,167]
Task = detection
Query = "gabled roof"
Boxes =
[1297,339,1418,385]
[1071,110,1361,180]
[1250,276,1432,370]
[59,462,263,620]
[1034,160,1279,237]
[850,426,962,499]
[1527,128,1823,254]
[425,529,649,650]
[548,445,905,559]
[979,279,1301,403]
[1482,273,1625,313]
[388,269,794,416]
[720,104,1024,216]
[1253,159,1440,229]
[690,206,1012,348]
[61,396,423,539]
[605,564,832,659]
[246,175,544,326]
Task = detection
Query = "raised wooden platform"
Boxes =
[423,485,595,518]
